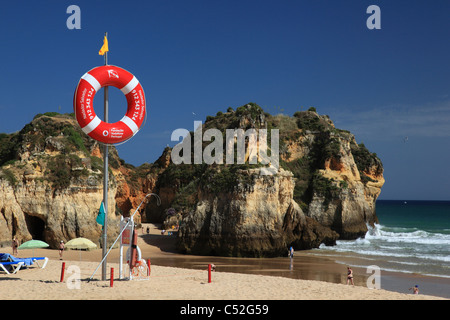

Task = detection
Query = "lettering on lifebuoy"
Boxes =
[73,65,146,144]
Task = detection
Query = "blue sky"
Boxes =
[0,1,449,200]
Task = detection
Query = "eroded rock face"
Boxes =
[176,169,339,257]
[306,133,384,239]
[174,160,378,257]
[0,177,118,248]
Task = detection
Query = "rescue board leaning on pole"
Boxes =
[73,65,146,144]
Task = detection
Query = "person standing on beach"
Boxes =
[289,246,294,258]
[59,241,65,260]
[12,237,18,256]
[346,267,354,285]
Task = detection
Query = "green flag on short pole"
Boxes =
[96,202,106,226]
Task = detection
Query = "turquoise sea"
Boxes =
[313,200,450,297]
[317,200,450,278]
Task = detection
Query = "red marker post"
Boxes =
[60,262,65,282]
[208,264,212,283]
[110,268,114,287]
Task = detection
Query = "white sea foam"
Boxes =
[319,222,450,277]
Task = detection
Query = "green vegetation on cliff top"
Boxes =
[0,112,127,190]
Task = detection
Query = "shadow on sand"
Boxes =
[139,231,179,254]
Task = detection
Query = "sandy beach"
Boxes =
[0,224,447,301]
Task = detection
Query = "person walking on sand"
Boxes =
[59,240,65,260]
[12,237,18,256]
[346,267,354,285]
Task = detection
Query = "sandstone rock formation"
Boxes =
[158,104,384,256]
[176,168,338,257]
[0,105,384,257]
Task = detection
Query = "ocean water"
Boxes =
[316,200,450,279]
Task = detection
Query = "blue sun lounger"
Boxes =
[0,260,24,274]
[0,253,49,274]
[29,256,49,269]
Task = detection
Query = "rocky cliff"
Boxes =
[0,113,154,248]
[0,105,384,257]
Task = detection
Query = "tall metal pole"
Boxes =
[102,32,109,281]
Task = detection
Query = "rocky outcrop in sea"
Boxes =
[155,104,384,257]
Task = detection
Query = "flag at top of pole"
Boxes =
[99,35,108,56]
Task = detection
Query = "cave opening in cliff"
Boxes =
[24,213,45,241]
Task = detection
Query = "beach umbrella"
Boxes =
[65,237,98,261]
[65,237,97,250]
[18,239,49,257]
[18,239,49,250]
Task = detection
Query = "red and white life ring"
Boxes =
[73,65,146,144]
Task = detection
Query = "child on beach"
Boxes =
[409,285,419,294]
